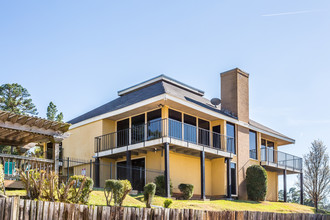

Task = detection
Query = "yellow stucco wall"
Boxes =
[266,171,278,201]
[63,119,116,161]
[211,158,226,196]
[63,120,103,160]
[168,151,212,196]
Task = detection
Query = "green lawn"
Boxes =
[133,195,316,214]
[5,190,316,214]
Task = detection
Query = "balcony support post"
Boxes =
[164,142,170,198]
[226,158,232,199]
[200,150,206,200]
[283,169,287,202]
[126,150,132,183]
[94,157,100,187]
[300,172,304,204]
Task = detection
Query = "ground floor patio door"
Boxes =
[117,158,145,191]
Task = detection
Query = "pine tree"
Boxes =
[46,102,58,121]
[56,112,63,122]
[0,83,38,115]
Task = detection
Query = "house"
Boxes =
[62,68,303,202]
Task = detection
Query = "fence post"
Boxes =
[90,160,92,179]
[110,162,112,179]
[67,157,70,182]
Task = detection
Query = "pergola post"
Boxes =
[200,150,206,200]
[164,142,170,198]
[226,158,232,199]
[283,169,287,202]
[52,138,63,174]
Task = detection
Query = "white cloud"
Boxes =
[262,10,318,17]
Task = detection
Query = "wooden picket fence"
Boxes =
[0,197,328,220]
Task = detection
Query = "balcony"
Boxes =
[260,147,302,174]
[94,118,234,158]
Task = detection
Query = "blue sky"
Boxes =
[1,1,330,190]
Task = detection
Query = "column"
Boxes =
[51,137,62,174]
[283,169,287,202]
[164,142,170,198]
[300,172,304,204]
[94,157,100,187]
[126,151,132,183]
[200,151,206,200]
[226,158,232,199]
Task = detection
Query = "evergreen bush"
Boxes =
[104,179,132,206]
[246,165,268,201]
[154,175,172,196]
[178,183,194,200]
[163,199,173,208]
[143,182,156,208]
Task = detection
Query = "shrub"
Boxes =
[0,164,4,195]
[246,165,268,201]
[144,183,156,208]
[154,175,172,197]
[163,199,173,208]
[178,183,194,200]
[19,169,93,204]
[66,175,94,204]
[104,179,132,206]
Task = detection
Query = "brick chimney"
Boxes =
[220,68,249,123]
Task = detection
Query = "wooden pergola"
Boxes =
[0,110,70,176]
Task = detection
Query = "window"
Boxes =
[147,109,162,140]
[267,141,275,163]
[212,125,221,149]
[131,114,145,144]
[249,130,257,159]
[168,109,182,139]
[198,119,210,146]
[226,123,236,154]
[261,139,266,161]
[117,119,129,147]
[231,163,237,195]
[261,139,275,162]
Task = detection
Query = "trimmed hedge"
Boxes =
[144,183,156,208]
[246,165,268,201]
[154,175,173,196]
[178,183,194,200]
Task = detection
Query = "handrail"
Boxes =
[260,146,302,171]
[0,153,54,163]
[94,118,234,154]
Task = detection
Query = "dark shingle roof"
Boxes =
[68,81,165,124]
[68,76,234,125]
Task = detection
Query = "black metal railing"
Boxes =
[95,118,234,154]
[261,146,302,171]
